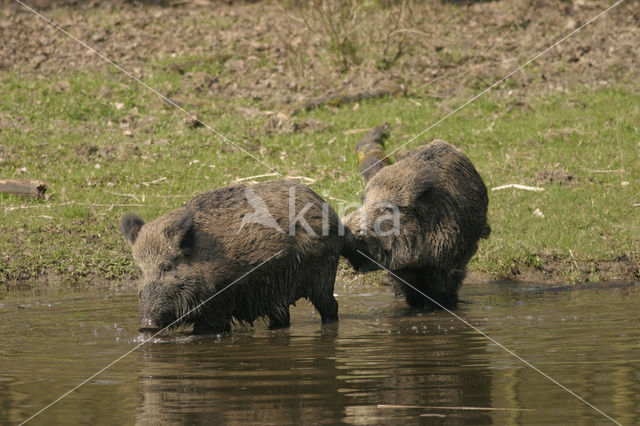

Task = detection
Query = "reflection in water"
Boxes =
[0,281,639,424]
[136,331,347,424]
[135,314,492,424]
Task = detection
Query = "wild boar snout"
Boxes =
[137,283,177,333]
[138,317,161,333]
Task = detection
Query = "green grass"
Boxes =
[0,66,638,289]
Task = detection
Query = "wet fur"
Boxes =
[343,140,490,310]
[121,180,342,334]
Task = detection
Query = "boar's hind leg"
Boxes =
[305,259,339,323]
[268,308,291,329]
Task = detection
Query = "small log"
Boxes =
[292,82,405,116]
[355,122,391,182]
[0,179,48,199]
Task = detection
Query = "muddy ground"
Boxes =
[1,0,639,286]
[2,0,639,108]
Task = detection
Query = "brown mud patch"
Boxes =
[482,254,640,284]
[535,168,576,186]
[1,0,639,292]
[2,0,639,109]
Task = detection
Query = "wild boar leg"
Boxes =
[393,270,425,308]
[268,308,291,329]
[313,295,338,324]
[396,268,461,311]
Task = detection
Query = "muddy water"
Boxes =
[1,281,639,425]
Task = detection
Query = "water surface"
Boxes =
[1,280,639,425]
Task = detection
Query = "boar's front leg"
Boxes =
[393,269,426,308]
[395,268,461,311]
[310,294,339,324]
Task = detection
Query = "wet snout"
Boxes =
[342,225,382,273]
[138,283,169,333]
[138,317,162,333]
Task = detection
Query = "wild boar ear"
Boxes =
[120,213,145,246]
[413,168,438,202]
[165,209,196,253]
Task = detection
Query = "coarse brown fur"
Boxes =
[120,180,342,334]
[343,140,490,310]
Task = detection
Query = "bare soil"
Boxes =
[1,0,639,286]
[2,0,639,109]
[483,254,640,284]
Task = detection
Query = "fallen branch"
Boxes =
[326,195,347,203]
[569,249,580,272]
[0,179,48,199]
[492,184,544,192]
[109,192,142,202]
[169,0,213,7]
[377,404,531,411]
[286,175,316,184]
[355,123,391,182]
[152,194,191,199]
[5,201,75,211]
[85,199,98,217]
[235,173,279,182]
[235,173,316,184]
[141,177,167,186]
[4,201,154,213]
[590,169,625,174]
[288,83,405,116]
[633,203,640,207]
[342,128,372,135]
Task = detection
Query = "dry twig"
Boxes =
[492,184,544,192]
[377,404,531,411]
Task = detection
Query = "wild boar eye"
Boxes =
[380,204,395,214]
[162,263,173,273]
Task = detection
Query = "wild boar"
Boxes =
[120,180,342,334]
[343,140,490,310]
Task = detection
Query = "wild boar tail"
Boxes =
[355,123,391,183]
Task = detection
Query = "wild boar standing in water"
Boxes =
[120,180,343,334]
[343,140,490,310]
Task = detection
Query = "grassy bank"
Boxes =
[1,69,638,289]
[1,1,638,291]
